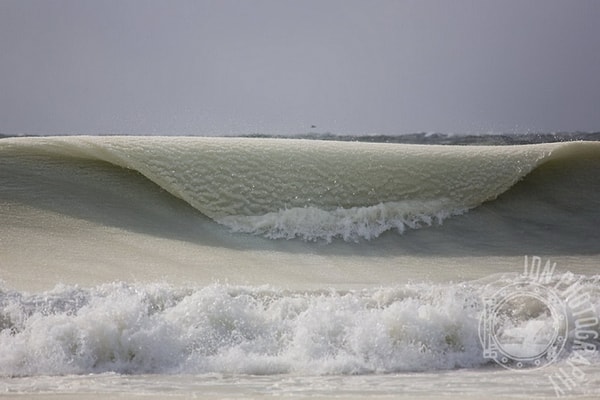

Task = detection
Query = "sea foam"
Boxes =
[219,200,466,241]
[4,277,599,377]
[0,282,485,376]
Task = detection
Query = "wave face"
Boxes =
[2,136,598,242]
[2,276,598,377]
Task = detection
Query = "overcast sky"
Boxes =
[1,0,599,136]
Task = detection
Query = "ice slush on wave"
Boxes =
[3,136,597,242]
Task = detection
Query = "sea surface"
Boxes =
[1,134,599,399]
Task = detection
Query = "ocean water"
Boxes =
[1,135,599,398]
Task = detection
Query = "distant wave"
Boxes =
[3,131,600,145]
[240,131,600,145]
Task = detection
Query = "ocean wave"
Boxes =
[1,136,599,241]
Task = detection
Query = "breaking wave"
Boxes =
[1,136,598,241]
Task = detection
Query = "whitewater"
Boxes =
[1,135,599,399]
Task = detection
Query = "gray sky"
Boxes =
[1,0,599,136]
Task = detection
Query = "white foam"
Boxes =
[3,276,599,377]
[218,200,467,241]
[0,282,486,376]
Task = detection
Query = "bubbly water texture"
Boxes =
[2,275,599,377]
[0,282,481,376]
[2,136,597,241]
